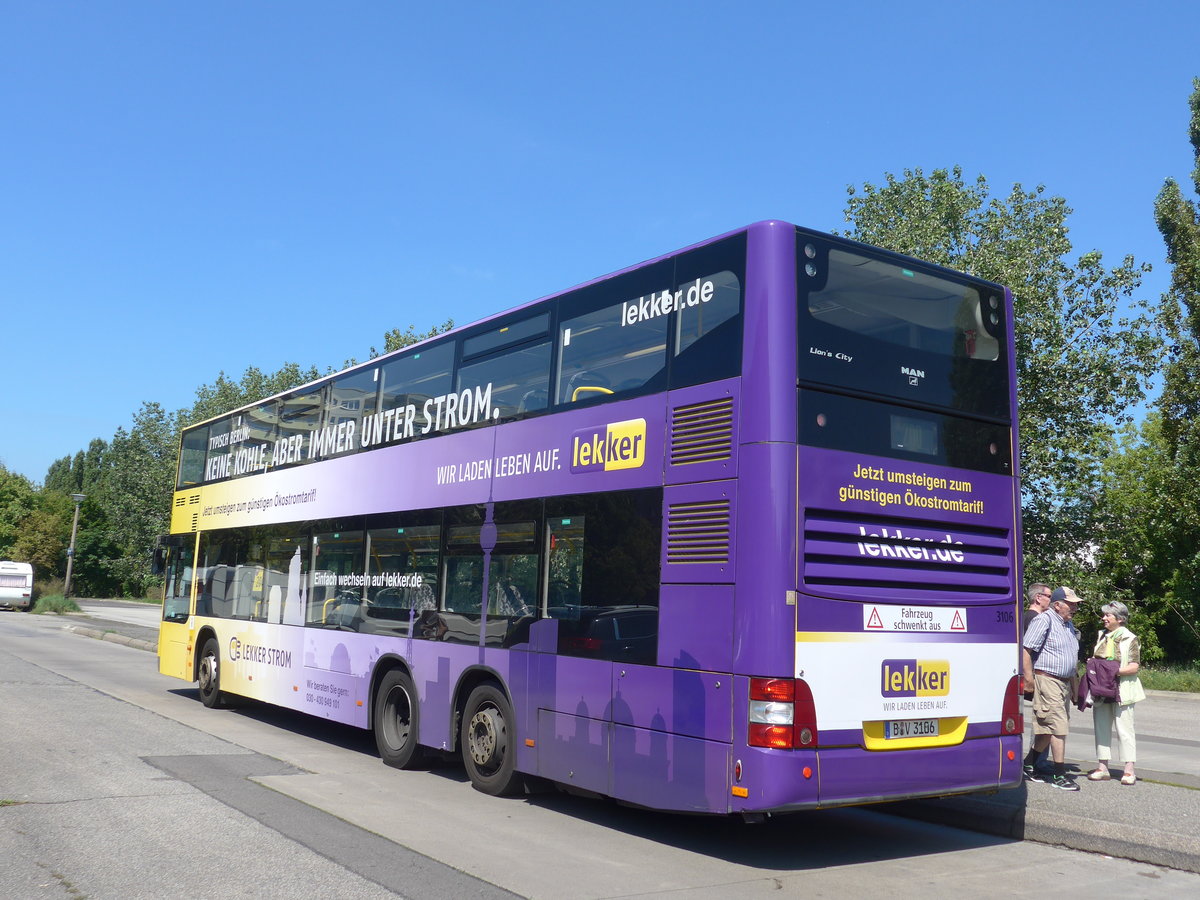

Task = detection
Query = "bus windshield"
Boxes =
[797,230,1009,420]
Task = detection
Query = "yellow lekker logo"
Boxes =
[880,659,951,697]
[571,418,646,472]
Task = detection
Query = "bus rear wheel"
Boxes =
[374,669,424,769]
[461,684,521,796]
[197,638,225,709]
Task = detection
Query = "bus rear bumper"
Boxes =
[734,734,1022,814]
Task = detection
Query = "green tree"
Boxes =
[95,403,177,595]
[43,455,77,494]
[1156,78,1200,453]
[1120,77,1200,661]
[44,439,108,495]
[1095,417,1178,661]
[0,465,38,560]
[10,506,68,576]
[841,168,1163,585]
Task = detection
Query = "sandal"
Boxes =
[1087,769,1111,781]
[1121,773,1136,785]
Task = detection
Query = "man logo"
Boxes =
[570,418,647,473]
[880,659,950,697]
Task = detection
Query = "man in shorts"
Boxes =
[1021,587,1082,790]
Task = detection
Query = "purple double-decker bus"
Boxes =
[156,220,1024,815]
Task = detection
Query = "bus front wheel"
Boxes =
[197,638,225,709]
[461,684,521,796]
[374,669,425,769]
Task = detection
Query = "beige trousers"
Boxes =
[1093,700,1137,763]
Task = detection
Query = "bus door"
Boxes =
[156,536,196,680]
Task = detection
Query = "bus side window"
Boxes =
[456,340,552,423]
[378,341,455,443]
[362,520,441,636]
[321,366,379,460]
[545,490,662,664]
[197,531,246,619]
[309,527,365,630]
[546,516,584,619]
[556,304,667,406]
[203,417,232,484]
[440,506,486,644]
[178,425,209,489]
[669,233,745,390]
[277,387,326,471]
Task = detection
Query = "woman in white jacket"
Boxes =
[1086,601,1147,785]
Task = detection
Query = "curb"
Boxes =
[66,624,157,654]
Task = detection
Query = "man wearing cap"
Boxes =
[1021,587,1082,790]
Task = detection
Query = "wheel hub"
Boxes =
[199,655,217,692]
[468,707,503,766]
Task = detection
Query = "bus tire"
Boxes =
[197,637,225,709]
[461,683,521,796]
[374,669,424,769]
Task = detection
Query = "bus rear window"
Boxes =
[808,247,1000,360]
[797,231,1009,419]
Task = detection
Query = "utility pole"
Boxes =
[64,493,85,599]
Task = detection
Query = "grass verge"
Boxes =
[1139,665,1200,693]
[31,595,82,615]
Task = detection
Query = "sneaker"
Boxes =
[1023,764,1046,783]
[1048,774,1080,791]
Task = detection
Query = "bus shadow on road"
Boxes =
[170,685,1020,869]
[513,776,1029,868]
[170,688,382,756]
[517,789,1021,870]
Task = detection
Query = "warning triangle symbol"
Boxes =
[866,607,884,629]
[951,610,966,631]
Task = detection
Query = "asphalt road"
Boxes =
[4,609,1200,898]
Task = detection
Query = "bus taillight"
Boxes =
[1001,675,1023,735]
[793,678,818,747]
[748,678,818,749]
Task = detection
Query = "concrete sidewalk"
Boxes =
[59,607,1200,873]
[880,690,1200,873]
[65,609,158,653]
[886,763,1200,873]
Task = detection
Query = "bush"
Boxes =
[31,594,81,615]
[32,575,64,601]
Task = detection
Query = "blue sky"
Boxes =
[2,1,1197,483]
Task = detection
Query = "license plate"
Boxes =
[884,718,940,739]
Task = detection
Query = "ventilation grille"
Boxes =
[670,397,733,466]
[174,492,202,532]
[667,500,731,565]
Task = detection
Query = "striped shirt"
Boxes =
[1023,609,1080,678]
